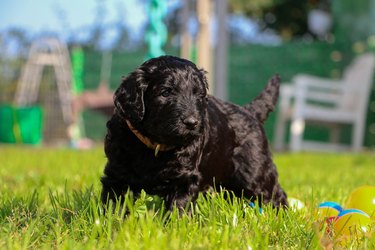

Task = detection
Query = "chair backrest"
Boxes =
[341,53,375,113]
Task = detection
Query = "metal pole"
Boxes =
[180,0,192,60]
[214,0,228,100]
[197,0,213,93]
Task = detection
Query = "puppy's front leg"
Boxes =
[165,192,194,214]
[101,182,125,205]
[165,182,200,214]
[100,169,129,207]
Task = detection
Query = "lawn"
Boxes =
[0,146,374,249]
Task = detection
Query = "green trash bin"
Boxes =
[0,105,43,144]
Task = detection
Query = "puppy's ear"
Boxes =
[200,69,209,91]
[114,69,147,124]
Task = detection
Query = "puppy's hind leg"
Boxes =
[270,183,288,208]
[223,167,288,209]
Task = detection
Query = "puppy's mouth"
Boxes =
[122,105,202,148]
[150,122,202,147]
[125,121,200,156]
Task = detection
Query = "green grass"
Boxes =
[0,146,374,249]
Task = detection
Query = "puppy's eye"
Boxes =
[160,88,172,97]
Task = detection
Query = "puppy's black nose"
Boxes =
[183,116,199,129]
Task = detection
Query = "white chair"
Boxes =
[274,53,375,152]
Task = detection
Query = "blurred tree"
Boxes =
[111,0,146,52]
[86,0,108,50]
[229,0,280,16]
[0,28,32,102]
[1,28,31,58]
[261,0,309,40]
[111,24,130,52]
[0,28,31,84]
[333,0,374,43]
[229,0,332,41]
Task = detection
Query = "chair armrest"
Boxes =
[290,76,345,109]
[293,74,345,92]
[281,81,343,103]
[301,91,342,104]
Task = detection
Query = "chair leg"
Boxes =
[274,85,294,151]
[352,122,364,151]
[290,118,305,152]
[274,116,287,151]
[329,125,341,144]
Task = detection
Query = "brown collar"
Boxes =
[125,120,175,157]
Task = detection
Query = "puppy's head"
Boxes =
[114,55,208,146]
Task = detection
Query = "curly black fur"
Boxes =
[101,55,288,211]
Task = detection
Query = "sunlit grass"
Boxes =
[0,146,374,249]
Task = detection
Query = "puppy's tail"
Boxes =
[244,75,280,124]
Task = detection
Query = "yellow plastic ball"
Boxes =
[334,209,372,236]
[345,186,375,219]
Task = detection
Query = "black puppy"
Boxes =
[101,55,288,211]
